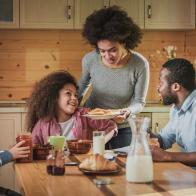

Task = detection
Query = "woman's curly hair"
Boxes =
[26,70,77,132]
[82,6,142,50]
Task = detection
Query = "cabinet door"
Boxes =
[0,113,21,190]
[20,0,74,29]
[145,0,195,29]
[110,0,144,28]
[151,112,169,133]
[21,112,27,133]
[138,112,152,127]
[0,0,19,28]
[152,112,180,152]
[74,0,109,29]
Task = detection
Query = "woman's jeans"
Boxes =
[105,127,132,149]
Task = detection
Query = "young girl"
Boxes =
[26,71,117,145]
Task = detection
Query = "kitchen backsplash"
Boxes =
[0,29,195,101]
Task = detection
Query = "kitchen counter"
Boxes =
[0,101,170,113]
[144,103,170,112]
[0,101,26,112]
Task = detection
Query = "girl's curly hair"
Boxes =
[82,6,142,50]
[26,70,77,132]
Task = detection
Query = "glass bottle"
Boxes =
[154,122,159,134]
[52,149,65,175]
[46,136,65,175]
[126,117,153,183]
[46,148,65,175]
[46,147,55,174]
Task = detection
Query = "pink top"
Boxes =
[32,107,117,145]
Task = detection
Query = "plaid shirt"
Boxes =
[32,107,117,145]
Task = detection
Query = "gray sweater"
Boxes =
[79,50,149,127]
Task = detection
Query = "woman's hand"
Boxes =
[9,141,30,160]
[113,108,131,124]
[104,128,118,143]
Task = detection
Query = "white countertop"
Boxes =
[143,103,170,112]
[0,100,26,112]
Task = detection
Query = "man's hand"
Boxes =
[150,146,171,162]
[9,141,30,160]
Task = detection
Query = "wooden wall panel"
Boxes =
[0,87,32,100]
[0,29,196,101]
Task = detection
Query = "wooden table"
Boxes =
[15,155,196,196]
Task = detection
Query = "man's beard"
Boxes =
[162,93,178,105]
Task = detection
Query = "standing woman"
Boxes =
[79,6,149,149]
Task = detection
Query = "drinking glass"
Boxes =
[93,131,105,155]
[16,134,33,163]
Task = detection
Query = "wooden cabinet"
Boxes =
[139,112,168,131]
[0,113,21,190]
[0,0,19,28]
[0,0,195,29]
[144,0,195,29]
[110,0,144,28]
[20,0,74,29]
[21,112,27,133]
[151,112,169,133]
[75,0,195,30]
[151,112,180,151]
[75,0,144,29]
[74,0,108,29]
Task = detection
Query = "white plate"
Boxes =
[104,150,117,160]
[114,146,131,154]
[82,112,122,120]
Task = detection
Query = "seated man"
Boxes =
[0,141,30,196]
[150,58,196,168]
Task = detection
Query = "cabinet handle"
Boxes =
[154,122,159,133]
[103,0,109,8]
[147,5,152,19]
[67,5,72,19]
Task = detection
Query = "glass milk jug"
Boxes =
[126,117,153,183]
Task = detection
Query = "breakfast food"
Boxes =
[33,144,52,160]
[67,139,92,154]
[88,108,119,115]
[79,154,118,171]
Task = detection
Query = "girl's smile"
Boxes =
[57,84,78,122]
